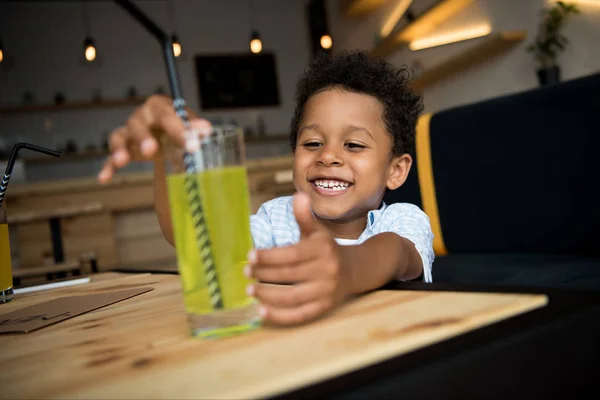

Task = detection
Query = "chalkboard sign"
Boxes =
[195,53,281,110]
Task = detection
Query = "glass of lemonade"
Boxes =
[163,125,260,338]
[0,206,14,304]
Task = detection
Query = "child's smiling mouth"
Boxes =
[309,178,353,196]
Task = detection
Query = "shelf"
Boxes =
[2,135,290,164]
[339,0,388,17]
[411,31,527,90]
[370,0,474,58]
[21,149,108,164]
[245,134,288,144]
[0,97,147,115]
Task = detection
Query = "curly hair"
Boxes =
[290,51,423,156]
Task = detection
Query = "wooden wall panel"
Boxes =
[114,210,176,267]
[6,156,295,270]
[16,212,117,270]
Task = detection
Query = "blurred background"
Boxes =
[1,0,599,287]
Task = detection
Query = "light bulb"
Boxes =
[0,49,3,64]
[250,31,262,54]
[171,34,181,57]
[173,42,181,57]
[320,34,332,49]
[85,45,96,61]
[83,37,96,62]
[250,39,262,53]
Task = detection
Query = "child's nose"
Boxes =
[317,145,344,166]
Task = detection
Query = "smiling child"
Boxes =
[98,51,434,326]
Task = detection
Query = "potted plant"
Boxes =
[527,1,580,86]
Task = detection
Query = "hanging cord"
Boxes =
[167,0,176,33]
[81,1,91,37]
[248,0,256,32]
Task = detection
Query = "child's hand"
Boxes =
[246,193,350,325]
[97,95,212,183]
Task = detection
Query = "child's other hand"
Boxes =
[246,193,349,325]
[97,95,212,184]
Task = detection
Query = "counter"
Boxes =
[4,155,294,273]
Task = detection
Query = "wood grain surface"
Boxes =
[0,273,547,399]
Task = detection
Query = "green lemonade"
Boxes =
[166,166,255,317]
[0,224,13,293]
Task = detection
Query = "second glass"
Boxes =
[0,206,14,304]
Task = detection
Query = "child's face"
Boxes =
[293,88,410,223]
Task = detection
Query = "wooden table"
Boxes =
[0,272,548,399]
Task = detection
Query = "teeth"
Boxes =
[313,179,350,190]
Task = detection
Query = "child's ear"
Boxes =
[386,154,412,191]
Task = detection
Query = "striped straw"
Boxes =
[0,173,9,207]
[174,101,224,310]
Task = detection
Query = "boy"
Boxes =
[98,51,434,325]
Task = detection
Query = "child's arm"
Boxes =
[247,193,428,325]
[154,158,174,246]
[340,232,423,296]
[97,95,211,246]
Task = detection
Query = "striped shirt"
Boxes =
[250,196,434,282]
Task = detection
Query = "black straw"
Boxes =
[0,143,61,208]
[114,0,188,124]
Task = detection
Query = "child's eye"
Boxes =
[303,142,322,149]
[345,142,366,150]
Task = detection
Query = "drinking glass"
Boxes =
[163,125,260,338]
[0,206,14,304]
